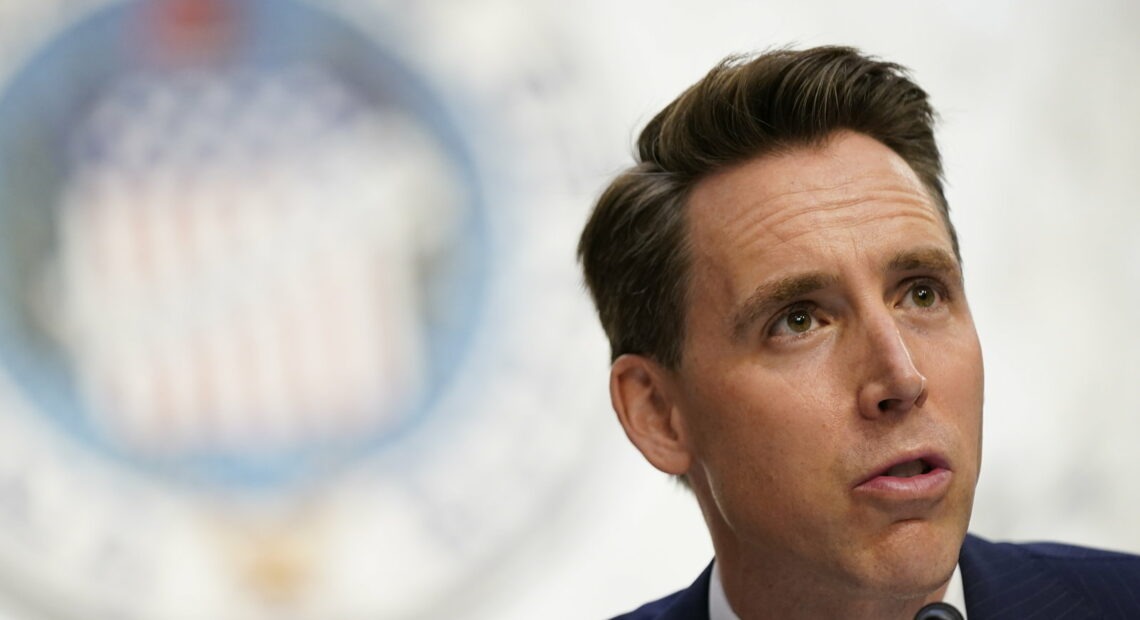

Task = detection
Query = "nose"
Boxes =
[856,312,927,419]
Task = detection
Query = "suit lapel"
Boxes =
[658,561,713,620]
[959,534,1099,620]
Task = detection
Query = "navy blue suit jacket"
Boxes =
[612,534,1140,619]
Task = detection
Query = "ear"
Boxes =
[610,354,692,476]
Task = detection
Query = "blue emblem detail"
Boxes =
[0,0,488,490]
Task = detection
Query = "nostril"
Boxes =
[860,370,926,419]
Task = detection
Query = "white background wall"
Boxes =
[0,1,1137,619]
[481,1,1140,618]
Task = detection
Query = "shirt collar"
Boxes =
[943,563,967,618]
[708,560,967,620]
[707,559,738,620]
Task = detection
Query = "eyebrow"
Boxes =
[886,247,962,281]
[730,272,837,340]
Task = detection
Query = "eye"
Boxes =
[902,280,946,310]
[910,284,937,308]
[786,308,812,333]
[768,303,822,339]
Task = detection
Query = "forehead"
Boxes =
[686,131,950,263]
[682,131,955,311]
[688,131,943,241]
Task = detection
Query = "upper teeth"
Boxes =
[886,460,926,478]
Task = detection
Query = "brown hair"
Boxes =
[578,46,956,368]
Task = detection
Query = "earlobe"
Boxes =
[610,354,692,476]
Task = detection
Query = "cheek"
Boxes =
[923,333,984,469]
[697,353,851,456]
[931,336,984,417]
[690,361,844,452]
[687,367,850,513]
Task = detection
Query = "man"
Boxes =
[578,46,1140,620]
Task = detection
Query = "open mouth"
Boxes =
[855,454,951,496]
[883,458,935,478]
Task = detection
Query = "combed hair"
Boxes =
[578,46,955,368]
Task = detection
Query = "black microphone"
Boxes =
[914,602,964,620]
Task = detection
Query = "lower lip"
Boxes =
[854,468,952,500]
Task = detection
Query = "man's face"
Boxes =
[670,131,983,597]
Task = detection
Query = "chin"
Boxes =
[850,519,963,600]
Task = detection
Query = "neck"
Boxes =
[715,547,951,620]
